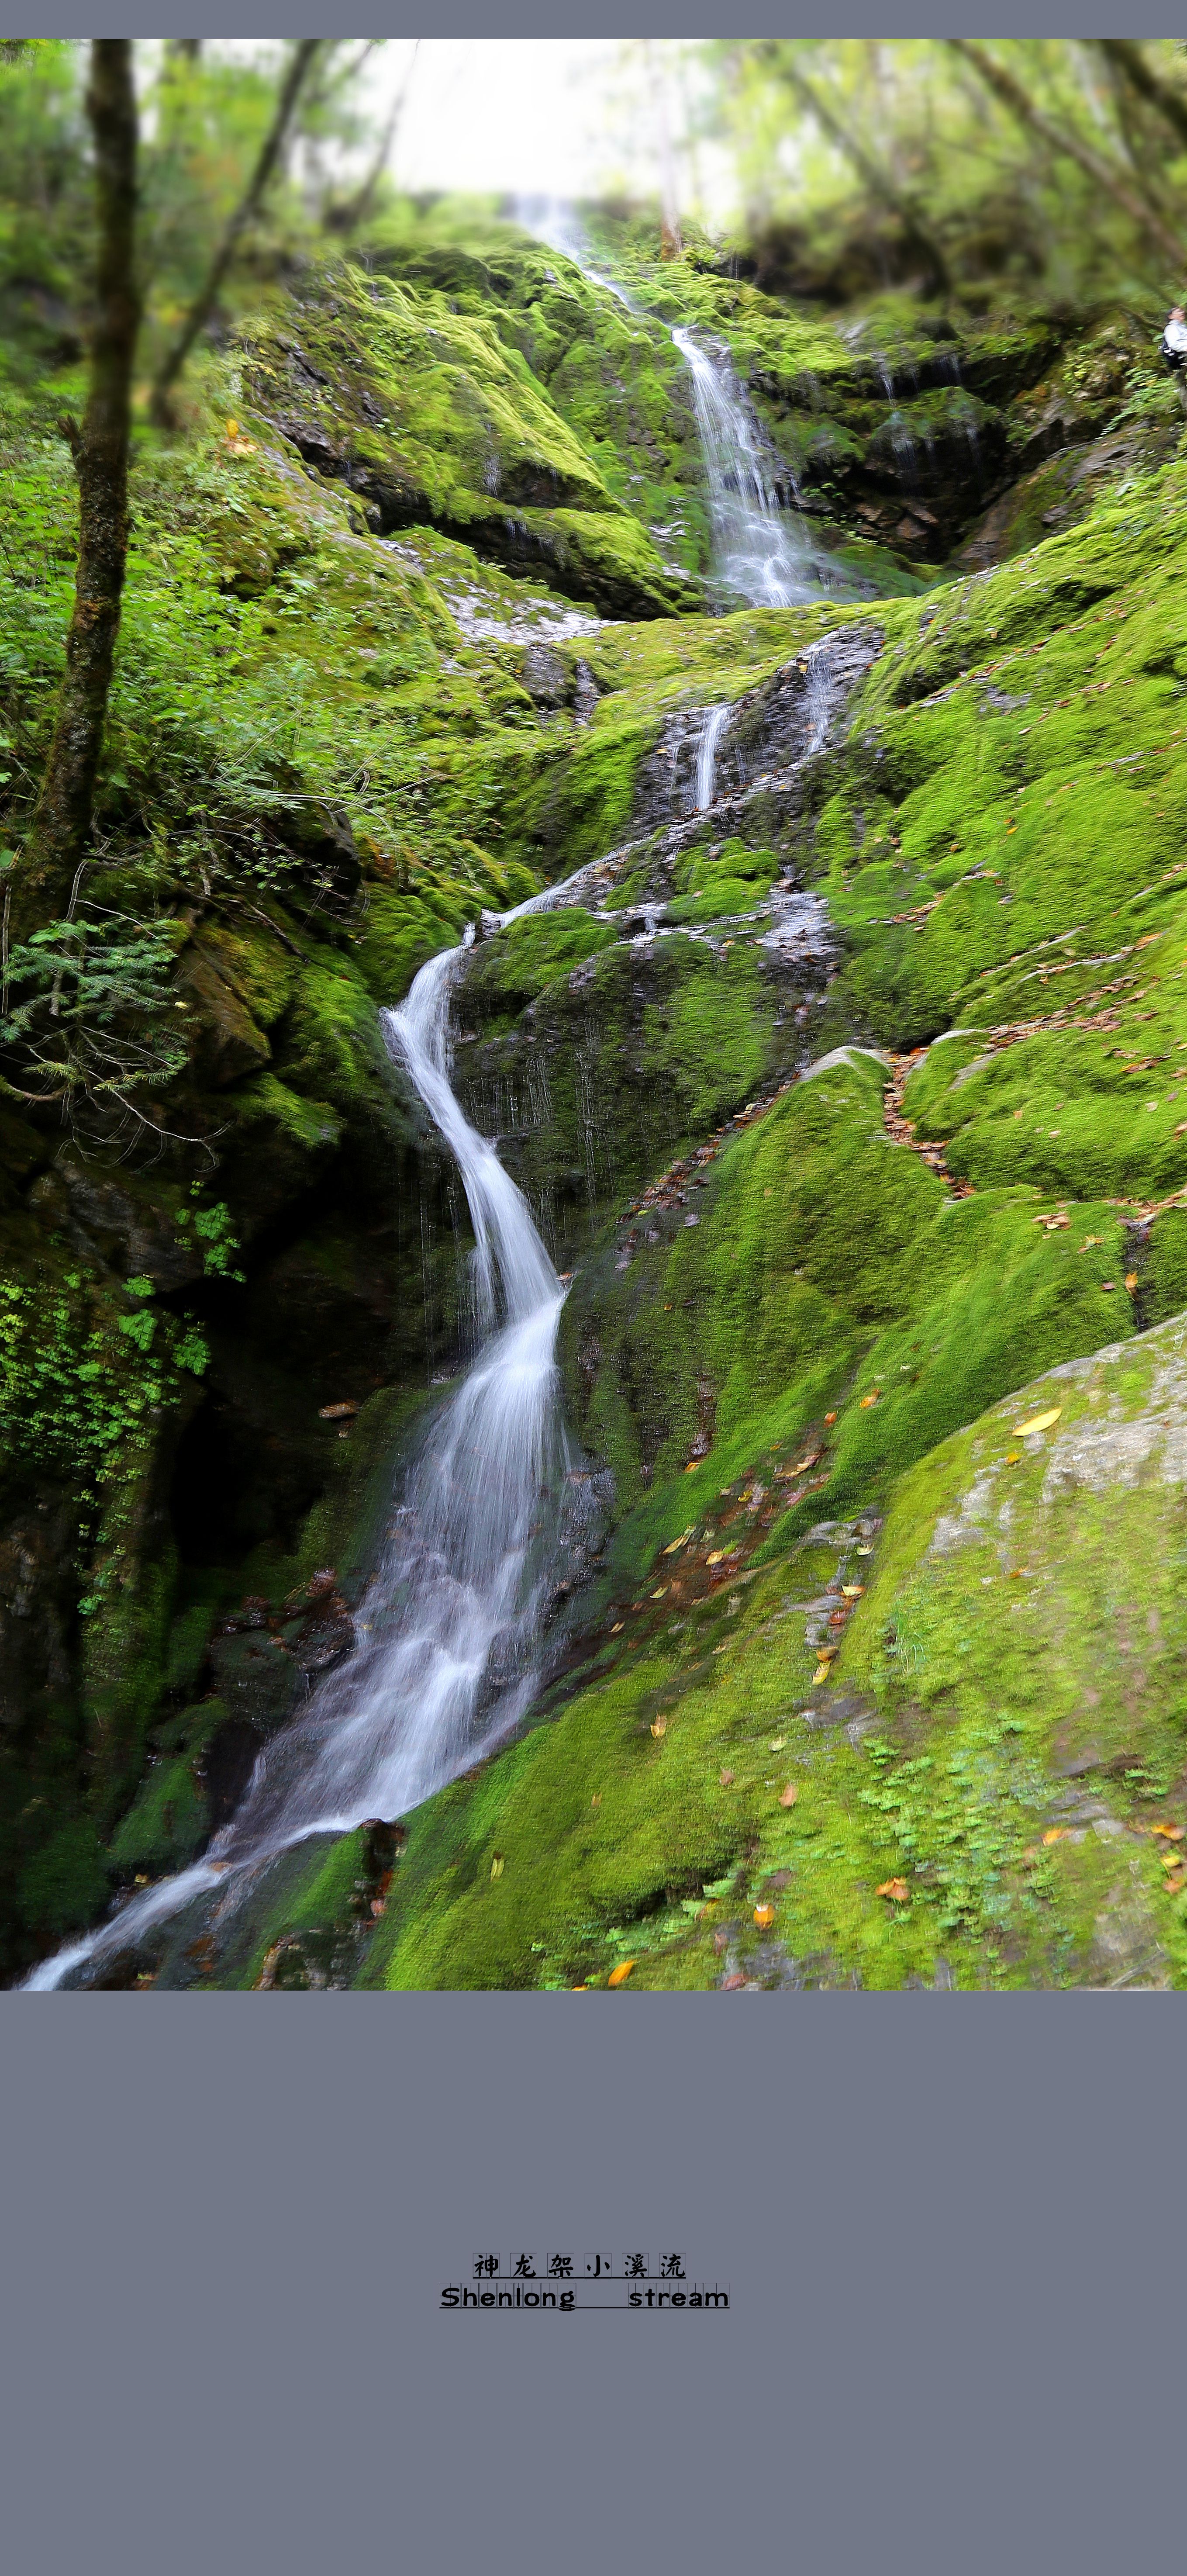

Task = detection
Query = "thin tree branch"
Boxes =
[948,38,1187,275]
[325,40,418,235]
[149,37,321,425]
[776,54,951,294]
[1098,38,1187,156]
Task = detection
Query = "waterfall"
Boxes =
[521,207,849,610]
[24,934,577,1990]
[695,702,728,809]
[671,326,837,609]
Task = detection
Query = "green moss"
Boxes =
[18,1819,111,1939]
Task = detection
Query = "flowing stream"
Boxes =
[26,927,577,1988]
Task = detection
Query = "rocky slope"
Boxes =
[3,211,1187,1987]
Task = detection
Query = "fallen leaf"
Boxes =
[317,1400,359,1420]
[651,1586,668,1601]
[650,1717,667,1739]
[719,1768,735,1787]
[1125,1272,1139,1293]
[1100,1280,1116,1290]
[607,1960,635,1988]
[1016,1407,1062,1436]
[842,1584,865,1598]
[590,1794,601,1808]
[824,1411,838,1425]
[1160,1850,1184,1873]
[753,1904,776,1929]
[707,1549,726,1566]
[610,1622,624,1634]
[876,1878,909,1902]
[225,417,239,437]
[779,1783,798,1809]
[720,1972,747,1989]
[663,1528,694,1556]
[1041,1828,1064,1846]
[1005,1451,1021,1466]
[1079,1235,1102,1250]
[490,1854,505,1879]
[1152,1823,1185,1840]
[812,1665,832,1686]
[859,1391,880,1409]
[769,1736,786,1752]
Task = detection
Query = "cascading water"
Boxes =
[671,326,838,609]
[523,207,849,612]
[694,702,729,809]
[25,930,579,1990]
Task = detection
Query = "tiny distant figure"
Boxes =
[1160,307,1187,413]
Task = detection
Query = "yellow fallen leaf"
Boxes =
[610,1622,624,1634]
[859,1392,880,1409]
[490,1853,505,1878]
[1160,1850,1184,1873]
[753,1904,776,1930]
[663,1528,694,1556]
[1016,1407,1062,1436]
[650,1717,666,1738]
[1005,1452,1021,1466]
[651,1586,668,1600]
[842,1584,864,1598]
[1041,1828,1064,1846]
[876,1878,909,1903]
[812,1666,832,1686]
[607,1960,635,1988]
[225,417,239,437]
[1124,1272,1139,1293]
[1152,1823,1185,1840]
[779,1783,798,1809]
[590,1794,601,1808]
[707,1550,726,1566]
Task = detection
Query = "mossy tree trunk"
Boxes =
[19,38,140,931]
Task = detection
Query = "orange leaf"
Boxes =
[824,1411,838,1425]
[1152,1822,1185,1840]
[753,1904,776,1930]
[1041,1827,1064,1846]
[876,1878,909,1902]
[1124,1273,1139,1293]
[859,1392,880,1409]
[607,1960,635,1988]
[650,1717,666,1739]
[779,1783,798,1808]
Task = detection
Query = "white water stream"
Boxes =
[26,924,577,1988]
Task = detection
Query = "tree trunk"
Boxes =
[779,59,951,295]
[948,38,1187,276]
[148,37,321,426]
[19,38,139,926]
